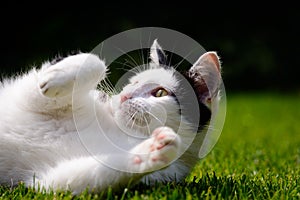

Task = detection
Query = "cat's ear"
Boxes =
[187,51,221,107]
[150,39,168,67]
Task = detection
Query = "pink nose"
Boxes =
[120,94,131,103]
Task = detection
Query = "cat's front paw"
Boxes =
[39,68,74,98]
[130,127,180,172]
[38,53,106,98]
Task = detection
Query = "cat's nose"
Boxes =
[120,94,132,103]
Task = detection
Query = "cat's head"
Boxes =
[112,40,221,137]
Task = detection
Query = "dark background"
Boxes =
[1,3,299,92]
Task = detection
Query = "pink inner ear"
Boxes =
[207,53,221,72]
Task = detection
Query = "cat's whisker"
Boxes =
[113,61,137,70]
[138,38,146,67]
[114,61,145,76]
[128,67,141,75]
[126,110,139,128]
[146,111,164,125]
[168,43,177,68]
[143,115,152,136]
[128,64,148,75]
[173,48,197,70]
[131,115,138,130]
[124,58,139,70]
[115,47,140,68]
[100,79,117,96]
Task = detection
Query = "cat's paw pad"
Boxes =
[151,127,178,150]
[131,127,180,172]
[149,127,179,162]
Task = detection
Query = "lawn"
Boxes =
[1,93,299,199]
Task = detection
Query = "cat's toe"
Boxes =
[38,53,106,98]
[38,69,74,98]
[129,127,180,173]
[151,127,179,151]
[148,127,180,166]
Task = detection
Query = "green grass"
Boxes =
[1,93,300,199]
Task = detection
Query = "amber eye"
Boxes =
[152,88,169,97]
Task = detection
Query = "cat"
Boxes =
[0,40,221,194]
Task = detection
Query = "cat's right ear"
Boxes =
[187,52,221,107]
[150,39,168,67]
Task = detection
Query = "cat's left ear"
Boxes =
[188,52,221,107]
[150,39,168,67]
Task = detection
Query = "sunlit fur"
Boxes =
[0,42,221,194]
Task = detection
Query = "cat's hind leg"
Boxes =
[38,53,106,98]
[33,127,180,194]
[35,156,144,194]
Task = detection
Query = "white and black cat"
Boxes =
[0,40,221,194]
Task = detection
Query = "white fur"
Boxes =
[0,49,221,194]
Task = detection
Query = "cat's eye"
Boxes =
[152,88,169,97]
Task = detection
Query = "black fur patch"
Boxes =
[171,92,181,115]
[176,71,212,132]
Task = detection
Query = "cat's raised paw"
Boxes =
[38,53,106,98]
[130,127,180,172]
[150,127,179,153]
[39,68,75,98]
